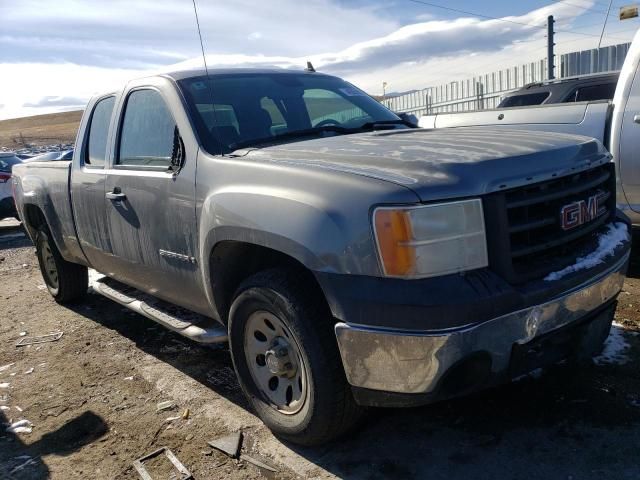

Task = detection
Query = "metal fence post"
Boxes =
[476,82,484,111]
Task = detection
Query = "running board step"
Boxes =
[90,272,227,344]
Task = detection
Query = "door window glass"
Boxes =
[118,89,175,168]
[86,96,115,167]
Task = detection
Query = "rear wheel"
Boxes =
[35,227,88,303]
[228,269,363,446]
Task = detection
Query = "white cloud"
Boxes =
[1,0,638,119]
[0,63,147,120]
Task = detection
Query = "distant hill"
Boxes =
[0,110,83,150]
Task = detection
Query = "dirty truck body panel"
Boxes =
[12,68,631,410]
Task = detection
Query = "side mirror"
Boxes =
[170,125,185,173]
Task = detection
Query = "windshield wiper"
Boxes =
[353,120,410,131]
[228,125,350,150]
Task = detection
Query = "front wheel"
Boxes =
[35,227,88,303]
[228,269,363,446]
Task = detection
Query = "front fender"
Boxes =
[199,186,369,275]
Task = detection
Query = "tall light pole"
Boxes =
[547,15,555,80]
[382,81,388,101]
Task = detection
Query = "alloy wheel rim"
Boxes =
[244,310,308,414]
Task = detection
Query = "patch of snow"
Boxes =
[88,269,106,291]
[0,232,26,241]
[0,363,14,372]
[513,367,545,383]
[24,368,34,375]
[9,457,36,475]
[123,376,133,381]
[593,323,631,365]
[0,406,9,411]
[528,368,544,379]
[19,331,26,336]
[544,222,629,281]
[6,419,33,434]
[15,406,23,412]
[0,383,10,389]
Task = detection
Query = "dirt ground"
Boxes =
[1,218,640,480]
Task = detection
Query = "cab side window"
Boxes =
[86,96,115,167]
[118,89,175,168]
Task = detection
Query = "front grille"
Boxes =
[484,163,616,284]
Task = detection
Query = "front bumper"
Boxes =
[334,249,629,404]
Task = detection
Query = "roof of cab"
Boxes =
[162,67,334,81]
[89,67,335,104]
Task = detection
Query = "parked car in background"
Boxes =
[419,30,640,225]
[12,68,631,445]
[0,152,22,220]
[497,72,619,108]
[23,150,74,163]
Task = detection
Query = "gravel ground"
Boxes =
[1,218,639,479]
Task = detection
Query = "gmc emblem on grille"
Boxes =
[560,192,606,231]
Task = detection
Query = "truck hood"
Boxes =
[245,127,610,202]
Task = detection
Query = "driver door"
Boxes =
[104,86,203,311]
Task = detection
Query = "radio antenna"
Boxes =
[597,0,613,49]
[191,0,223,154]
[192,0,210,78]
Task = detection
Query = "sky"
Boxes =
[1,0,639,120]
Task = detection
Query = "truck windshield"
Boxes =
[178,73,403,153]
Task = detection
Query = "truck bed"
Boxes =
[419,100,610,142]
[12,160,85,264]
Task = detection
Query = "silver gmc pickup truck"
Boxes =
[12,67,632,445]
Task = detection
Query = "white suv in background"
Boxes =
[0,152,22,220]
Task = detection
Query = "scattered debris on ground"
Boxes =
[6,419,33,434]
[156,401,175,412]
[15,331,63,347]
[132,447,193,480]
[207,432,243,459]
[242,453,279,474]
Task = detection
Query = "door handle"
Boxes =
[634,114,640,124]
[106,189,126,201]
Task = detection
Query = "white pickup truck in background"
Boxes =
[420,29,640,224]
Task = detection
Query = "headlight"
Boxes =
[373,199,488,278]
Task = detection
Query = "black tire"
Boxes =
[35,227,88,303]
[228,268,363,446]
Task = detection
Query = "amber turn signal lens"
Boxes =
[374,209,416,276]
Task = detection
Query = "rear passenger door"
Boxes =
[104,82,205,312]
[71,95,116,273]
